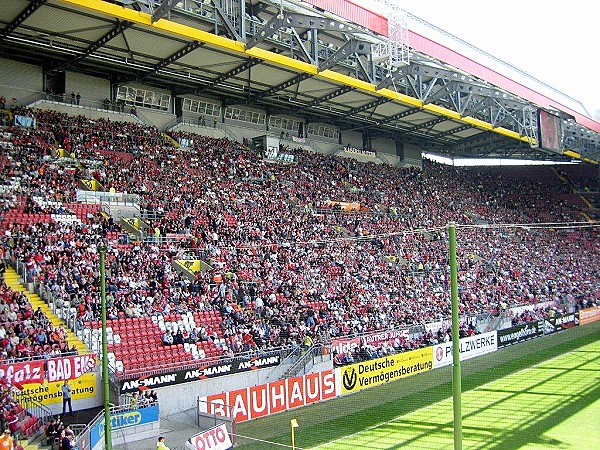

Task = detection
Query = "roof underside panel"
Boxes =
[1,0,31,22]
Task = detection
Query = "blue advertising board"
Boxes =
[90,405,159,448]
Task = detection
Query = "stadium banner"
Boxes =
[46,354,97,382]
[0,360,44,386]
[361,329,410,348]
[497,321,544,348]
[13,372,96,406]
[0,354,96,386]
[331,336,361,355]
[199,370,335,423]
[332,330,411,355]
[120,355,281,394]
[432,331,497,369]
[579,306,600,325]
[14,114,36,128]
[542,312,578,335]
[90,404,159,448]
[338,347,433,395]
[186,423,232,450]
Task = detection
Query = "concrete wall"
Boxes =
[222,123,267,143]
[376,152,403,167]
[154,362,291,416]
[340,130,363,148]
[66,72,110,105]
[0,58,43,104]
[170,123,226,140]
[309,139,339,155]
[403,143,423,168]
[372,137,396,155]
[136,107,177,131]
[32,100,140,124]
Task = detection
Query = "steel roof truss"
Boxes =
[376,107,421,127]
[289,28,314,64]
[211,0,243,42]
[198,57,261,92]
[376,62,421,90]
[54,19,133,71]
[406,117,446,133]
[434,124,471,139]
[246,11,362,52]
[293,85,353,112]
[354,55,373,84]
[0,0,48,39]
[318,38,371,71]
[346,97,389,117]
[249,72,312,103]
[140,40,202,81]
[151,0,177,23]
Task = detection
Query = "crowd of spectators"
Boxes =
[0,270,76,362]
[0,107,598,375]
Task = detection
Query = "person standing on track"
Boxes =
[61,380,73,417]
[157,436,170,450]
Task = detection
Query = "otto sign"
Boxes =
[186,424,232,450]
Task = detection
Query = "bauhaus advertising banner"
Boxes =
[200,370,335,423]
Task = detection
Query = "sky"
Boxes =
[355,0,600,121]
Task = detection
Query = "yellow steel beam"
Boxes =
[423,103,461,121]
[61,0,245,53]
[246,47,316,74]
[60,0,535,144]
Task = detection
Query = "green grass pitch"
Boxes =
[235,321,600,449]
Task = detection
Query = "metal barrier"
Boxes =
[282,344,329,379]
[76,190,141,206]
[14,386,54,443]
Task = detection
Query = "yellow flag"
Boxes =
[291,419,299,428]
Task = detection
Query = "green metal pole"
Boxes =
[100,247,112,450]
[449,222,462,450]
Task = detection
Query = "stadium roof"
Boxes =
[1,0,599,163]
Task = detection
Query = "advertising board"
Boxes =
[579,306,600,325]
[497,321,544,348]
[90,405,160,448]
[200,370,335,423]
[542,312,578,335]
[432,331,497,369]
[339,347,432,395]
[186,424,232,450]
[13,372,96,406]
[120,355,280,394]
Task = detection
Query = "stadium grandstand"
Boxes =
[0,1,598,449]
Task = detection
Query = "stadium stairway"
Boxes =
[3,267,89,355]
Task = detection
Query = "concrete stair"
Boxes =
[3,267,89,355]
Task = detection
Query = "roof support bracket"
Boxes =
[211,1,243,42]
[318,38,371,71]
[151,0,177,23]
[246,12,361,50]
